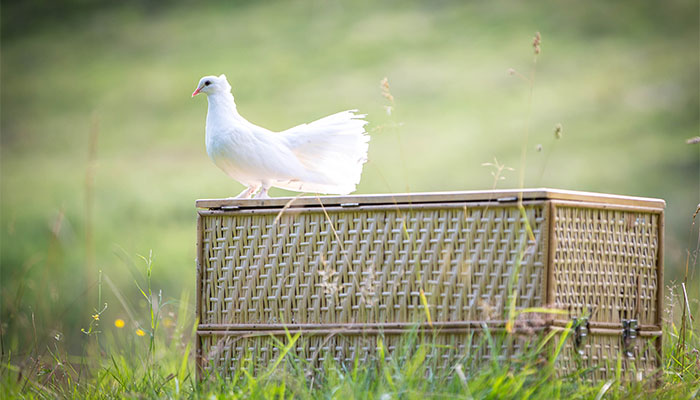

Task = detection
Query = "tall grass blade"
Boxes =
[419,289,433,328]
[594,379,615,400]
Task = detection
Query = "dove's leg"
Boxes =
[254,183,271,199]
[235,184,260,199]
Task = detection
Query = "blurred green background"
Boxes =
[2,0,698,354]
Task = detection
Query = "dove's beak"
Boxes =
[192,87,202,97]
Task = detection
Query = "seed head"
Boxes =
[380,77,394,103]
[532,32,542,55]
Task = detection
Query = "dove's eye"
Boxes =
[204,81,211,86]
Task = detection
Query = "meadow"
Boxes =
[1,0,699,398]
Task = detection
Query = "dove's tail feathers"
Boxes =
[277,110,370,194]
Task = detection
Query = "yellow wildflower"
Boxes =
[135,329,146,337]
[114,319,125,328]
[92,314,99,321]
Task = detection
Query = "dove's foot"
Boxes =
[235,185,260,199]
[254,184,271,199]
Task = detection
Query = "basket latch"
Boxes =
[622,319,638,358]
[573,317,590,355]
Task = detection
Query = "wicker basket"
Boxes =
[195,189,664,381]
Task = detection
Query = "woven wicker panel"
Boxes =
[554,334,660,381]
[200,330,660,380]
[551,206,660,325]
[199,330,536,375]
[200,204,547,326]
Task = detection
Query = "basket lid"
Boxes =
[196,188,665,210]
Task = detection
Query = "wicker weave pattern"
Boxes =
[551,206,660,325]
[200,331,657,378]
[200,204,546,326]
[554,334,659,381]
[200,330,535,374]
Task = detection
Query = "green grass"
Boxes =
[1,0,699,397]
[1,262,698,398]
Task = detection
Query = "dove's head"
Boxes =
[192,74,231,97]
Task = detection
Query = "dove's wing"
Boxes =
[207,122,309,186]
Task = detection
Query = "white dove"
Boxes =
[192,74,370,199]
